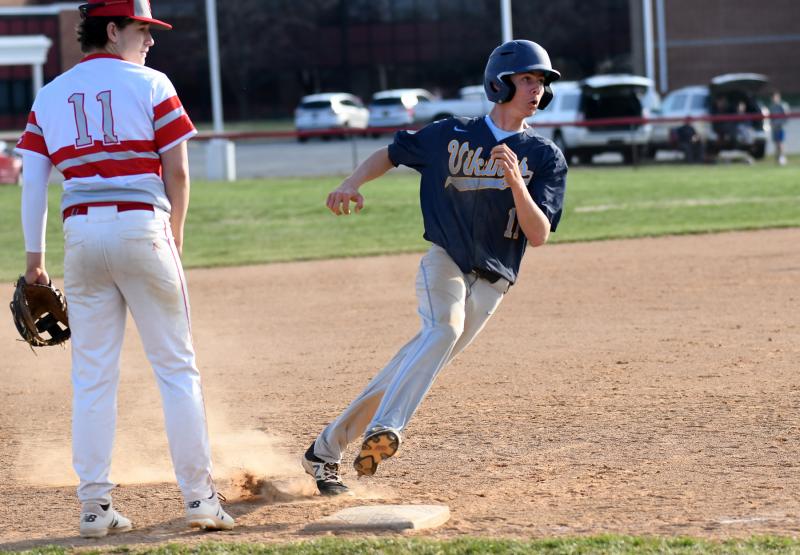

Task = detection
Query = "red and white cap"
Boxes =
[79,0,172,30]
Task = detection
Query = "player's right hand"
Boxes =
[326,183,364,216]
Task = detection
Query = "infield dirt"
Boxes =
[1,228,799,550]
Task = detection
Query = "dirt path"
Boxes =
[1,228,799,550]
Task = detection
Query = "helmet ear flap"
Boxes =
[538,85,554,110]
[495,75,515,104]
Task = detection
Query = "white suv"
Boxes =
[528,74,660,164]
[413,85,494,122]
[368,88,435,134]
[294,92,369,142]
[650,73,769,159]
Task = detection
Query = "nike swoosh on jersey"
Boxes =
[454,126,468,132]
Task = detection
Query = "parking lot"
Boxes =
[187,135,406,180]
[2,117,797,185]
[187,117,800,180]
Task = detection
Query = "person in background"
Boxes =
[769,91,790,166]
[674,117,705,164]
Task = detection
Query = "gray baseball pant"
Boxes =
[314,244,509,463]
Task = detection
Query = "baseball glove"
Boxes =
[9,276,70,348]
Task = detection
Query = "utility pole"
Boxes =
[642,0,655,83]
[205,0,235,181]
[655,0,668,93]
[501,0,512,42]
[206,0,223,135]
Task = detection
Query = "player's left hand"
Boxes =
[24,252,49,286]
[24,267,49,286]
[490,144,524,190]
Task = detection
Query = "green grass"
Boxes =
[555,161,800,241]
[12,536,800,554]
[0,159,798,282]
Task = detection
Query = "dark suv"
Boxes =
[652,73,769,160]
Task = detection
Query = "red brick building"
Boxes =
[1,1,797,129]
[0,1,80,129]
[631,0,800,95]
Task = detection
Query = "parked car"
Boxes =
[294,92,369,142]
[650,73,769,160]
[367,88,435,135]
[0,140,22,185]
[528,75,660,165]
[413,85,493,123]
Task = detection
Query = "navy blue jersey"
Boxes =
[387,116,567,284]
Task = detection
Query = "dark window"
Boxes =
[300,100,332,109]
[12,80,30,112]
[372,97,404,106]
[0,80,9,113]
[0,77,32,116]
[690,94,708,110]
[665,93,687,112]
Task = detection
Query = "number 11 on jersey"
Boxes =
[68,91,119,147]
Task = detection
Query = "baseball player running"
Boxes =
[16,0,233,537]
[303,40,567,495]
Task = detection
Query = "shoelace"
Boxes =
[322,462,343,484]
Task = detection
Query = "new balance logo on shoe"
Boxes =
[185,491,235,531]
[79,503,133,538]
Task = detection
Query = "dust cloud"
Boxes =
[13,398,305,491]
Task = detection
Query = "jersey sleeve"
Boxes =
[387,120,442,171]
[20,152,52,253]
[529,144,567,232]
[15,108,50,161]
[152,73,197,154]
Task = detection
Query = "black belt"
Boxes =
[472,267,502,283]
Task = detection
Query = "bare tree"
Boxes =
[216,0,340,118]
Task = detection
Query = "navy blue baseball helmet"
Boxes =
[484,40,560,109]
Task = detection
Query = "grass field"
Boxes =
[12,536,800,554]
[0,161,797,283]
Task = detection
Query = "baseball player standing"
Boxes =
[16,0,233,537]
[302,40,567,495]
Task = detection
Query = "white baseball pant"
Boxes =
[63,205,214,505]
[314,244,508,463]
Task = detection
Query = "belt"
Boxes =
[63,202,154,221]
[472,267,502,283]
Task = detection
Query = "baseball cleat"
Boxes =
[354,429,400,477]
[79,503,132,538]
[185,491,235,531]
[302,442,350,496]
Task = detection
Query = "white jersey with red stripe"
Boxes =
[16,53,196,214]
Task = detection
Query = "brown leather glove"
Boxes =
[9,276,70,348]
